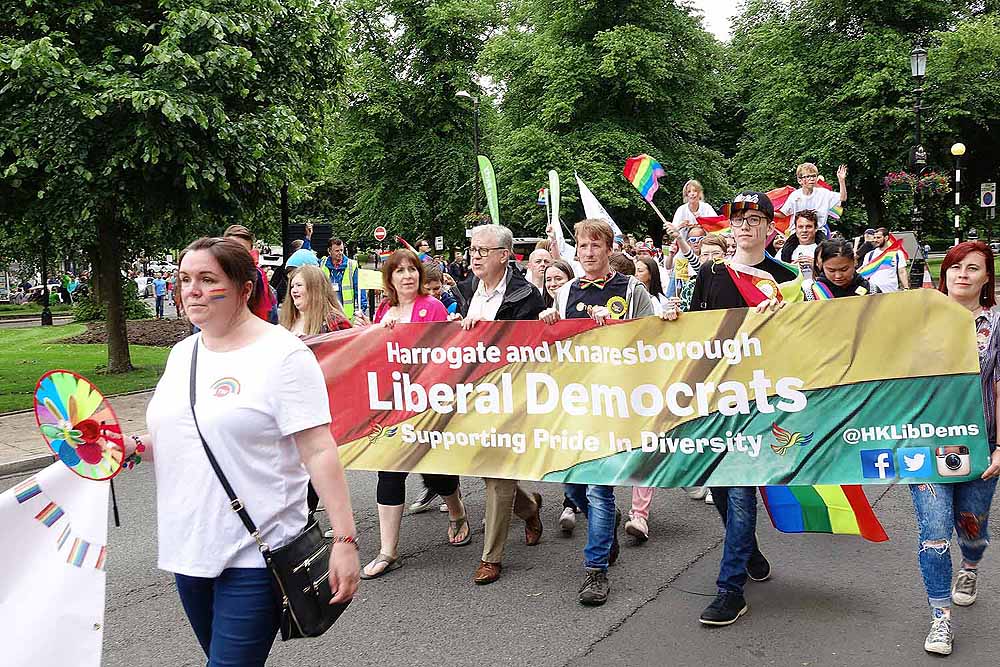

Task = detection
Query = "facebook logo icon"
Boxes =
[861,449,896,480]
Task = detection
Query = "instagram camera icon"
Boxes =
[935,446,971,477]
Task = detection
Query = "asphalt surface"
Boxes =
[2,468,996,666]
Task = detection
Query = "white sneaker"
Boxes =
[686,487,708,500]
[924,612,953,655]
[624,516,649,542]
[559,507,577,534]
[705,490,714,505]
[952,568,978,606]
[439,502,449,513]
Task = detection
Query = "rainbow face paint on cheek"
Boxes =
[208,288,227,301]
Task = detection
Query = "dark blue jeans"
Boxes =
[175,568,280,667]
[155,295,165,318]
[564,483,616,570]
[712,486,765,595]
[910,474,998,608]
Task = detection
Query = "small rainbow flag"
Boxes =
[623,154,666,203]
[760,485,888,542]
[67,538,89,567]
[14,478,42,504]
[696,215,730,234]
[378,249,393,259]
[828,203,843,221]
[57,524,72,550]
[537,188,548,206]
[34,501,65,528]
[94,546,107,571]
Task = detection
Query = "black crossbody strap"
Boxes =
[189,339,270,554]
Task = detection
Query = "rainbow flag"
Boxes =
[378,249,393,259]
[94,546,107,571]
[697,215,730,234]
[760,485,889,542]
[623,154,665,203]
[537,188,548,206]
[67,538,89,567]
[828,203,843,221]
[34,501,65,527]
[57,524,72,550]
[859,238,905,278]
[14,478,41,504]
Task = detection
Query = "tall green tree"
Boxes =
[310,0,498,249]
[481,0,729,241]
[0,0,346,371]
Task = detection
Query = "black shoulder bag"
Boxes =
[189,341,351,640]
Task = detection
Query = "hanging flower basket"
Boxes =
[884,171,916,194]
[915,171,952,196]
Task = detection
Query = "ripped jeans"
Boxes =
[910,473,998,608]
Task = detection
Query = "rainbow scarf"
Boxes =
[623,154,665,203]
[725,259,804,306]
[760,485,889,542]
[858,239,904,278]
[809,280,834,300]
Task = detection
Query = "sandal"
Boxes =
[360,553,403,580]
[448,515,472,546]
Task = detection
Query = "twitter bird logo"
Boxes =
[898,447,933,477]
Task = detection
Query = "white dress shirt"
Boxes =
[468,271,507,321]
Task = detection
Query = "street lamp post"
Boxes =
[951,142,966,246]
[456,90,481,218]
[908,45,928,289]
[40,227,53,326]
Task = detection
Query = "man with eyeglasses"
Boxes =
[780,162,848,233]
[454,224,546,586]
[687,192,797,626]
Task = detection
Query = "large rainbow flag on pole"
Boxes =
[623,154,665,203]
[760,485,889,542]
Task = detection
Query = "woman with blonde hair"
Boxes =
[672,179,718,228]
[279,265,351,335]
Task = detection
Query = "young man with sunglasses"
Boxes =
[780,162,848,233]
[688,192,795,625]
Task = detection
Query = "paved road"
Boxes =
[2,469,995,666]
[0,314,74,329]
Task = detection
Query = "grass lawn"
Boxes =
[0,324,168,413]
[925,257,1000,284]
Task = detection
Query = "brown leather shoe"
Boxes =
[474,560,502,585]
[525,492,543,546]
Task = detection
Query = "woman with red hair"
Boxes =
[913,241,1000,655]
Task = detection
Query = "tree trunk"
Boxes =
[96,210,132,373]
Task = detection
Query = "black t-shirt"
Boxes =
[814,274,879,298]
[689,257,797,312]
[565,272,631,320]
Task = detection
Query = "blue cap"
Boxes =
[285,249,319,269]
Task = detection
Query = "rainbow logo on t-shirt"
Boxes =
[211,377,241,397]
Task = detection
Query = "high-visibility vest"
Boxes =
[323,258,358,319]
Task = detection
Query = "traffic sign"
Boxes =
[982,183,996,208]
[374,226,387,242]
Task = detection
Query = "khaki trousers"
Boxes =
[481,478,538,563]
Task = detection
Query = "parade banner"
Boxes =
[308,290,990,487]
[478,155,500,225]
[0,462,109,666]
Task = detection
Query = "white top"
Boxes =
[779,187,842,230]
[147,326,332,577]
[672,201,718,227]
[863,247,906,293]
[649,292,671,316]
[468,270,507,322]
[790,243,818,279]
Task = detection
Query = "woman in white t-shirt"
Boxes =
[672,179,718,229]
[126,237,359,666]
